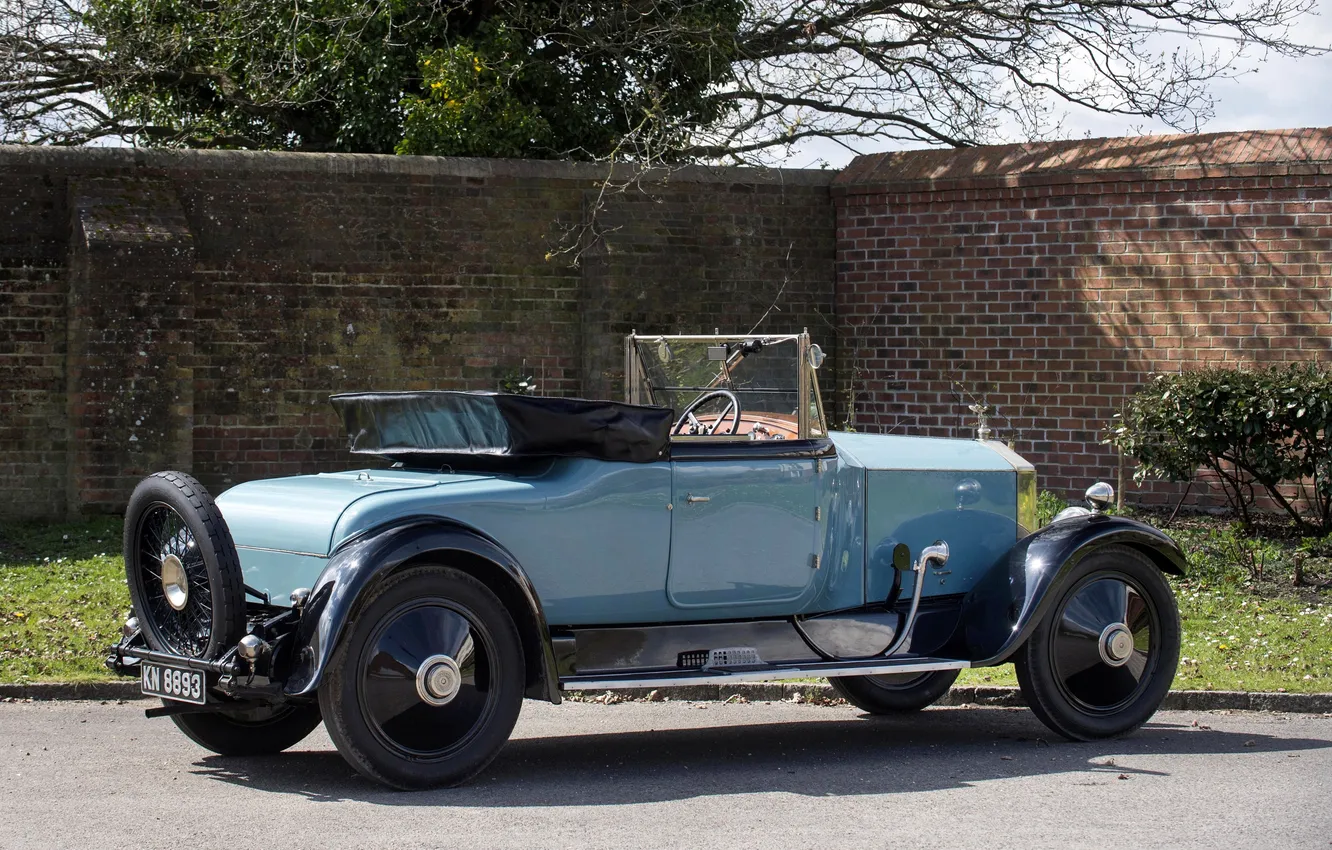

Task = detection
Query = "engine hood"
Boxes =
[827,432,1032,601]
[216,470,491,557]
[829,432,1031,473]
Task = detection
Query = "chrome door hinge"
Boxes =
[814,506,821,522]
[815,459,824,474]
[811,554,821,570]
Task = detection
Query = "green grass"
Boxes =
[2,508,1331,692]
[958,583,1332,693]
[960,509,1332,693]
[0,517,128,683]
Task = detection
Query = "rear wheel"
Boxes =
[1015,545,1180,741]
[172,703,323,756]
[829,669,960,714]
[319,564,525,789]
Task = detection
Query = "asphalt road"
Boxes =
[1,699,1330,850]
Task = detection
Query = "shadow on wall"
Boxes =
[0,147,838,519]
[834,128,1332,506]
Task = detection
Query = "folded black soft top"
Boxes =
[329,391,672,464]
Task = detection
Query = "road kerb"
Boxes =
[5,680,1331,713]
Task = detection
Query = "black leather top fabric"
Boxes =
[329,391,673,464]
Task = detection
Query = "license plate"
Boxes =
[141,662,206,705]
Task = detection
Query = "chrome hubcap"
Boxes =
[1098,623,1134,667]
[160,553,189,611]
[416,654,463,706]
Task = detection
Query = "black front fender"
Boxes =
[960,515,1186,666]
[282,519,560,703]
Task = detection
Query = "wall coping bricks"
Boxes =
[0,144,836,187]
[835,127,1332,196]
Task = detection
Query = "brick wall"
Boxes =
[3,131,1331,520]
[0,147,835,517]
[579,181,835,401]
[834,129,1332,505]
[0,260,66,519]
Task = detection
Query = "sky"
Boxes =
[782,1,1332,169]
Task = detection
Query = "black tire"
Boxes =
[123,471,245,660]
[319,564,525,790]
[829,669,960,714]
[1014,545,1180,741]
[172,703,323,756]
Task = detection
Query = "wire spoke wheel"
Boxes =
[123,472,245,662]
[134,504,213,657]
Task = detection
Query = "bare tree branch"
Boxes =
[0,0,1322,160]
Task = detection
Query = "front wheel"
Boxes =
[172,703,322,756]
[319,564,525,789]
[1015,545,1180,741]
[829,669,960,714]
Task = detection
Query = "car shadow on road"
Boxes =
[190,705,1332,806]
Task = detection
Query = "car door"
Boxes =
[666,452,822,610]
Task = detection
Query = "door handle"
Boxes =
[686,494,710,504]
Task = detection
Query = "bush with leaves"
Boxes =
[1037,490,1069,528]
[1108,364,1332,535]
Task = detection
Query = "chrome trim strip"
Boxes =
[844,467,1026,474]
[624,333,634,404]
[984,440,1036,473]
[561,658,970,691]
[797,331,810,438]
[235,545,329,559]
[631,334,802,343]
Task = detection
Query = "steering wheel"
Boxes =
[673,390,742,436]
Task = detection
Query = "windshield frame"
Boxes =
[623,332,827,441]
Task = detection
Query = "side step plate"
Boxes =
[561,656,969,691]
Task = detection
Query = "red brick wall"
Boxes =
[0,148,834,517]
[833,129,1332,505]
[0,261,67,519]
[3,131,1331,520]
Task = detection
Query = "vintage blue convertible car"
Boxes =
[110,332,1184,789]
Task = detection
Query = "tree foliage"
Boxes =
[0,0,1320,161]
[1109,365,1332,535]
[395,4,743,158]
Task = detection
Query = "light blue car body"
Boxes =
[109,334,1192,778]
[217,431,1025,627]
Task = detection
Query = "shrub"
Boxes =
[497,368,536,395]
[1037,490,1068,527]
[1108,364,1332,535]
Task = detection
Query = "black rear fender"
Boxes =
[283,519,559,703]
[960,515,1186,666]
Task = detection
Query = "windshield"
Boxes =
[628,334,826,440]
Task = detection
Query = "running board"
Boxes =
[560,656,970,691]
